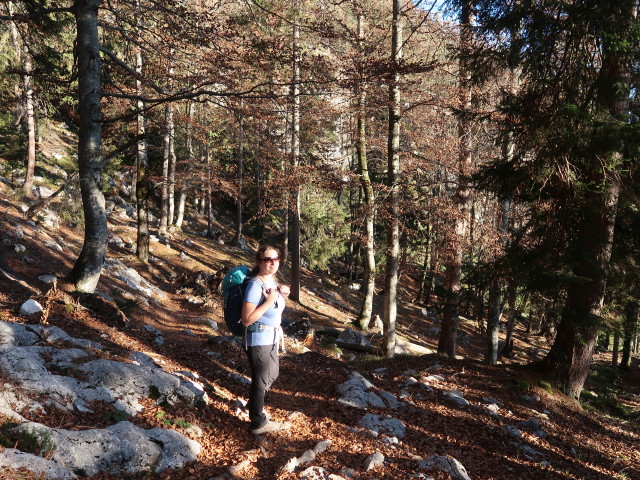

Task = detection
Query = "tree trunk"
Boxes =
[282,116,291,262]
[134,6,149,263]
[205,148,215,237]
[175,101,195,229]
[485,282,501,365]
[67,0,107,293]
[416,225,431,304]
[233,100,245,246]
[438,0,473,358]
[159,55,174,236]
[501,284,520,358]
[620,300,638,370]
[612,329,620,369]
[383,0,402,358]
[7,2,25,127]
[538,1,630,399]
[289,19,301,302]
[22,38,36,196]
[356,14,376,331]
[8,0,37,197]
[487,196,511,364]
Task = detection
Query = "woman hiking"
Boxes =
[241,244,290,434]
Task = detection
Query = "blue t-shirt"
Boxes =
[244,277,285,346]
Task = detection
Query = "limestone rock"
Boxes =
[357,413,406,438]
[418,454,472,480]
[19,299,43,316]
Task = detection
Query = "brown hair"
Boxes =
[249,244,280,276]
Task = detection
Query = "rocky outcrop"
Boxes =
[0,321,202,478]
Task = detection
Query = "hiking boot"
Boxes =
[251,421,285,435]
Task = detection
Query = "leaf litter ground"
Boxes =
[0,191,637,480]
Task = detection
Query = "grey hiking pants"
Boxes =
[244,343,279,429]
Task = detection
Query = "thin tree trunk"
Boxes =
[620,300,638,370]
[168,135,176,228]
[356,14,376,331]
[206,148,215,237]
[67,0,107,293]
[22,46,36,196]
[424,239,438,304]
[501,285,520,358]
[383,0,402,358]
[612,330,620,369]
[486,197,511,364]
[134,2,149,262]
[438,0,473,358]
[233,100,245,246]
[289,19,301,302]
[282,115,290,262]
[7,2,24,127]
[416,224,432,304]
[255,157,265,239]
[175,101,195,229]
[485,282,501,365]
[159,54,174,235]
[11,7,37,197]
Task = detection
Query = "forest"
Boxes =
[0,0,639,465]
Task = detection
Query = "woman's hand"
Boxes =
[264,287,279,305]
[278,285,291,299]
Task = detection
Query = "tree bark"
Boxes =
[289,19,301,302]
[416,224,431,304]
[159,55,174,236]
[501,284,520,358]
[134,3,149,263]
[8,1,37,196]
[6,2,25,127]
[612,329,620,369]
[486,197,511,364]
[205,148,215,237]
[355,14,376,332]
[233,100,245,246]
[620,300,638,370]
[383,0,402,358]
[67,0,107,293]
[438,0,473,358]
[485,282,501,365]
[538,1,631,399]
[175,101,195,229]
[22,37,36,196]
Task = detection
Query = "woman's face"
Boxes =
[259,248,280,276]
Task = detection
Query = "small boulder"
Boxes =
[363,452,385,471]
[19,299,43,316]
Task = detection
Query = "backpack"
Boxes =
[222,266,251,336]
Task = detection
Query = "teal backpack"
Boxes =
[222,266,251,336]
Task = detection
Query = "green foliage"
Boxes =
[318,335,342,356]
[0,112,27,171]
[357,354,385,362]
[0,421,56,457]
[102,409,130,423]
[513,378,532,392]
[538,380,553,395]
[155,410,191,429]
[301,186,349,270]
[581,365,637,420]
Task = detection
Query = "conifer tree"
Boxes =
[469,0,639,397]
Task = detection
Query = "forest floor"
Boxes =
[0,177,638,480]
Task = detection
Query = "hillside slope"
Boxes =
[0,184,638,480]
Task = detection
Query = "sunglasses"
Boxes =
[261,256,280,263]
